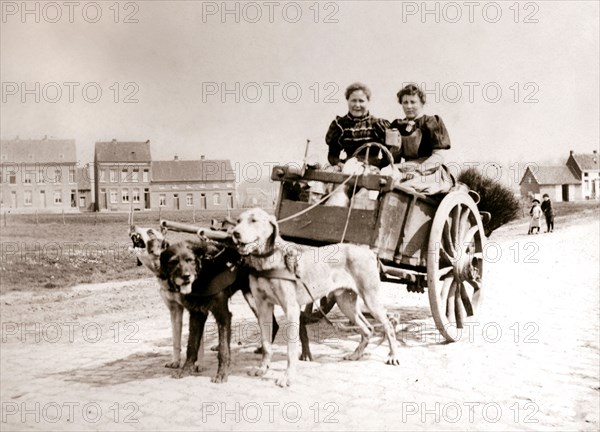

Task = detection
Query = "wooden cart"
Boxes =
[270,153,486,342]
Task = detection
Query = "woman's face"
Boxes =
[347,90,369,117]
[401,94,424,120]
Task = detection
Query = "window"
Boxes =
[54,191,62,204]
[132,168,139,182]
[54,168,62,183]
[143,169,149,182]
[103,168,109,183]
[110,169,118,183]
[24,173,34,184]
[24,191,32,206]
[159,194,166,207]
[228,192,234,209]
[122,189,130,203]
[200,193,206,209]
[213,193,221,205]
[110,189,118,204]
[69,167,76,183]
[79,196,86,207]
[132,189,140,203]
[9,174,16,184]
[186,193,193,206]
[121,168,128,183]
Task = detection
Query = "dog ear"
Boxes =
[158,248,171,280]
[268,214,279,249]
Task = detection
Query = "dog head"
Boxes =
[129,225,168,276]
[158,240,221,295]
[231,208,279,256]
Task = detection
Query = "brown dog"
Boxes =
[130,226,250,382]
[232,208,400,387]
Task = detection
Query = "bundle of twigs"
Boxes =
[458,168,520,237]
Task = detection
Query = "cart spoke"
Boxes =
[466,278,482,293]
[446,280,457,321]
[455,288,465,328]
[451,205,462,244]
[459,282,474,316]
[440,274,454,304]
[442,220,456,258]
[458,207,471,242]
[438,265,453,279]
[440,245,454,266]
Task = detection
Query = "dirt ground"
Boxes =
[1,216,599,431]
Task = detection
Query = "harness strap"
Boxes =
[249,268,334,326]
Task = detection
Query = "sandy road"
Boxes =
[0,218,598,431]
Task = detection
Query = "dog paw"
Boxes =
[343,352,363,361]
[164,360,181,369]
[299,352,313,362]
[248,367,267,377]
[276,374,293,387]
[386,355,400,366]
[211,374,228,384]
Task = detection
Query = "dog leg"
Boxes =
[178,311,208,378]
[166,303,184,368]
[299,308,312,361]
[244,290,279,353]
[278,291,300,387]
[362,292,400,366]
[248,299,274,378]
[335,290,372,361]
[211,303,232,383]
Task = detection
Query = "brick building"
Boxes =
[94,140,152,211]
[0,137,79,213]
[150,156,236,210]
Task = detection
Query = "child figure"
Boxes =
[541,193,554,232]
[528,199,542,234]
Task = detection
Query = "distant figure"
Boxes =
[528,199,542,234]
[541,194,554,232]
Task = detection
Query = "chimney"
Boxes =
[569,150,574,156]
[174,154,179,160]
[146,139,150,144]
[593,150,598,155]
[200,155,205,160]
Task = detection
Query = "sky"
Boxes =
[1,0,599,187]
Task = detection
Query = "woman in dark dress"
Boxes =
[325,82,390,169]
[388,83,454,194]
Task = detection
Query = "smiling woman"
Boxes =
[325,82,390,168]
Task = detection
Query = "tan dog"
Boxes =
[129,226,202,369]
[232,208,400,387]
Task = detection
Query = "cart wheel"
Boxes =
[427,191,485,342]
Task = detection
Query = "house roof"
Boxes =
[151,160,236,182]
[76,167,92,190]
[95,141,151,162]
[570,152,599,171]
[524,166,580,185]
[0,139,77,164]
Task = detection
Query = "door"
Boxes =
[561,184,569,201]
